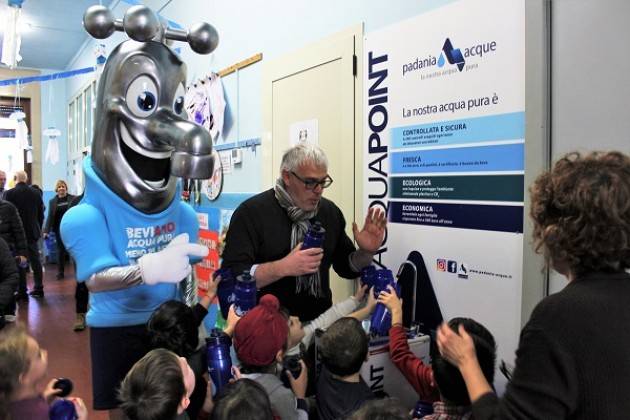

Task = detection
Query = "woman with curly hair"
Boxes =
[437,151,630,419]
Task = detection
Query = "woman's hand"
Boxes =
[437,322,477,368]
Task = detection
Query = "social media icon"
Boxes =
[447,260,457,273]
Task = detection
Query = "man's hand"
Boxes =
[352,206,387,254]
[139,233,209,285]
[279,242,323,277]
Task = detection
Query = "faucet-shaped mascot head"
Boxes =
[83,5,218,213]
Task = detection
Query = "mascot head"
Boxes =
[83,5,218,213]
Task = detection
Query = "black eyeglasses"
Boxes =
[290,171,333,190]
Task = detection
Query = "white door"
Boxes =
[262,25,364,302]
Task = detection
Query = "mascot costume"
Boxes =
[60,5,218,410]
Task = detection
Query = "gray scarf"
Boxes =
[274,178,322,297]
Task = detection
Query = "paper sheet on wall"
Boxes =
[289,118,319,146]
[219,150,233,174]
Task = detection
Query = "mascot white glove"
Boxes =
[138,233,209,285]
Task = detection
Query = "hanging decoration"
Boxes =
[1,0,25,68]
[43,127,61,165]
[185,72,226,142]
[8,80,30,159]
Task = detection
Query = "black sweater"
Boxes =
[4,183,44,242]
[474,271,630,419]
[222,189,358,321]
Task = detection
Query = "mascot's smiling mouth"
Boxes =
[119,122,172,188]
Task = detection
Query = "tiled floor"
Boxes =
[16,262,108,420]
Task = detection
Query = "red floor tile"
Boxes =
[16,262,108,420]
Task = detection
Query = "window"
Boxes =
[67,80,97,158]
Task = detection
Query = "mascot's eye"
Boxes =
[172,84,186,116]
[126,76,159,118]
[138,92,156,111]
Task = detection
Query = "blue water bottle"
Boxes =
[369,269,399,337]
[360,265,377,289]
[413,400,434,418]
[49,399,77,420]
[301,221,325,249]
[215,268,235,319]
[206,329,233,395]
[234,270,257,317]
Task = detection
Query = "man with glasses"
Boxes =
[222,143,386,322]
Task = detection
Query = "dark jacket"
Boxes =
[44,194,76,235]
[222,189,359,322]
[472,271,630,419]
[0,237,19,312]
[0,200,27,256]
[4,182,45,242]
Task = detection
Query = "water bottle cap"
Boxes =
[311,221,325,233]
[53,377,74,398]
[362,265,376,275]
[206,329,231,346]
[214,267,233,280]
[238,271,254,282]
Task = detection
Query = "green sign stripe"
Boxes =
[390,175,524,202]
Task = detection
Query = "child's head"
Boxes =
[118,348,195,420]
[147,300,199,357]
[348,398,409,420]
[0,325,48,414]
[233,294,289,371]
[320,317,368,377]
[432,317,496,405]
[211,378,274,420]
[285,308,305,349]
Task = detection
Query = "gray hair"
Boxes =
[280,143,328,174]
[15,171,28,183]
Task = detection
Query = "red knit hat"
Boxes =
[233,294,289,366]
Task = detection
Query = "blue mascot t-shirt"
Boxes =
[61,157,199,327]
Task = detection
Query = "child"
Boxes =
[233,294,308,420]
[210,378,274,420]
[286,284,377,355]
[317,317,373,420]
[0,324,87,420]
[378,286,496,419]
[348,398,410,420]
[147,275,241,420]
[118,348,196,420]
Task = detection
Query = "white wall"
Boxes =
[548,0,630,293]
